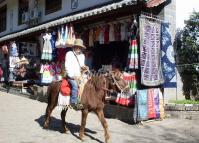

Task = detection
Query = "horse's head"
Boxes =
[104,70,129,94]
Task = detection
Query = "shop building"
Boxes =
[0,0,177,121]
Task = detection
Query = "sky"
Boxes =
[176,0,199,29]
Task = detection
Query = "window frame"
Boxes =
[45,0,62,15]
[18,0,29,25]
[0,5,7,33]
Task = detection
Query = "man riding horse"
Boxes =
[65,38,88,110]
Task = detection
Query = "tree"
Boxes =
[176,11,199,100]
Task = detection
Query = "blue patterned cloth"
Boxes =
[161,23,176,88]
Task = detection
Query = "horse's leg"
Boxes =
[96,109,110,143]
[44,103,56,129]
[61,108,69,133]
[79,109,88,140]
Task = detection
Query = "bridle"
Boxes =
[109,72,129,93]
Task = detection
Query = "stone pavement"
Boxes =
[0,91,199,143]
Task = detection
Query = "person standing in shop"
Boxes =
[65,39,87,110]
[2,54,9,85]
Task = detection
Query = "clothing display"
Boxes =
[123,72,137,95]
[134,88,164,122]
[10,42,19,57]
[140,18,164,86]
[127,21,138,70]
[40,63,53,83]
[161,22,176,88]
[41,33,53,61]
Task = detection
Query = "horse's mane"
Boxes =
[87,75,106,91]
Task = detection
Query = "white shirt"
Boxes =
[65,51,85,78]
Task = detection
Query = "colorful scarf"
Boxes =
[140,18,164,86]
[127,39,138,69]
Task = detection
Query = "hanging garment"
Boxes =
[121,22,129,41]
[41,33,53,61]
[95,27,101,42]
[114,23,121,41]
[154,88,160,118]
[140,18,164,86]
[159,89,165,119]
[10,42,19,57]
[127,39,138,70]
[66,24,75,47]
[38,33,45,53]
[104,25,110,44]
[89,29,94,47]
[51,62,57,81]
[99,26,105,44]
[147,89,156,119]
[161,22,176,88]
[63,25,68,43]
[136,90,148,121]
[40,64,53,83]
[56,48,68,62]
[51,32,57,61]
[109,23,115,42]
[123,72,137,95]
[60,25,65,46]
[55,28,61,48]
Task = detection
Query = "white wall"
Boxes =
[0,0,112,37]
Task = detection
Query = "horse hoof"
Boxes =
[63,127,69,134]
[79,134,85,141]
[105,138,111,143]
[43,123,49,129]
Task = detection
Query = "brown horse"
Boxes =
[43,72,128,143]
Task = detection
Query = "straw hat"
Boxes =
[73,39,86,49]
[18,56,29,65]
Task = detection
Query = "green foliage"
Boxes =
[169,100,199,105]
[176,11,199,100]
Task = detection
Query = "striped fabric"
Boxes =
[127,39,138,69]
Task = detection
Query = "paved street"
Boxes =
[0,91,199,143]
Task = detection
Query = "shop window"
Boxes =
[0,5,7,33]
[45,0,62,15]
[18,0,29,25]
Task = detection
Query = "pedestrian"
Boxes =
[65,39,87,110]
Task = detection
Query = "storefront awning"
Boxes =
[0,0,137,43]
[146,0,166,8]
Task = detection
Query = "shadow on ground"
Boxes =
[35,115,104,143]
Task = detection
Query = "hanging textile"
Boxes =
[104,25,110,44]
[41,33,53,61]
[99,26,105,44]
[40,63,53,83]
[89,29,94,47]
[140,18,164,86]
[127,21,138,70]
[161,22,176,88]
[136,90,148,121]
[147,88,156,119]
[109,23,115,42]
[159,88,165,119]
[123,72,137,95]
[127,39,138,70]
[51,31,57,61]
[10,42,19,57]
[154,88,160,118]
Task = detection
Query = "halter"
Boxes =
[110,72,129,93]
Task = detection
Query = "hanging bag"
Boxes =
[60,78,71,96]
